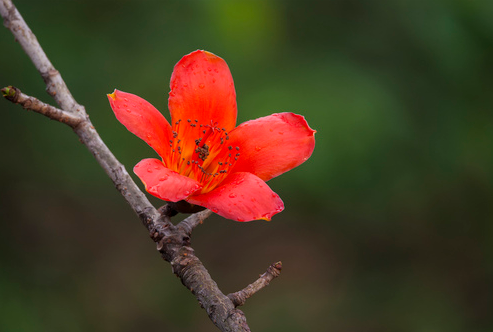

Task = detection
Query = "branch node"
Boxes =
[158,204,179,218]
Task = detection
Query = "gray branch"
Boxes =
[1,1,281,330]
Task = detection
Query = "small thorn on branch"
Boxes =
[228,261,283,307]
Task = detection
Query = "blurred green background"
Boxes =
[1,0,492,331]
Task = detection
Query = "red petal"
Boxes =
[134,158,202,202]
[168,50,237,131]
[187,172,284,222]
[108,90,172,159]
[228,113,316,182]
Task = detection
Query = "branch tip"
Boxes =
[228,261,283,307]
[2,85,18,101]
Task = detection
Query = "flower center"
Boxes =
[165,118,239,194]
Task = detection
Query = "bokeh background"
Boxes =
[1,0,492,331]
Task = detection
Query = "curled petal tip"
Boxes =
[107,89,120,100]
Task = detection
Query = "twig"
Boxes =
[228,261,283,307]
[178,209,213,235]
[1,86,82,127]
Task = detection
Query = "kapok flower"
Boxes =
[108,50,315,222]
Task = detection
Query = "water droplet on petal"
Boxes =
[199,83,205,89]
[237,217,244,222]
[278,131,284,135]
[159,174,169,181]
[147,168,153,173]
[211,207,218,213]
[229,193,237,198]
[255,146,262,151]
[183,83,188,88]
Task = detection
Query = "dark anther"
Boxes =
[196,144,210,161]
[187,119,192,122]
[228,146,232,150]
[172,131,178,138]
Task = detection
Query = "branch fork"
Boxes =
[1,1,283,330]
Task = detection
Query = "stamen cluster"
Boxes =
[166,118,240,193]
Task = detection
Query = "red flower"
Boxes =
[108,50,315,222]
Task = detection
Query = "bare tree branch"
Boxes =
[1,1,281,330]
[228,261,283,307]
[1,0,158,226]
